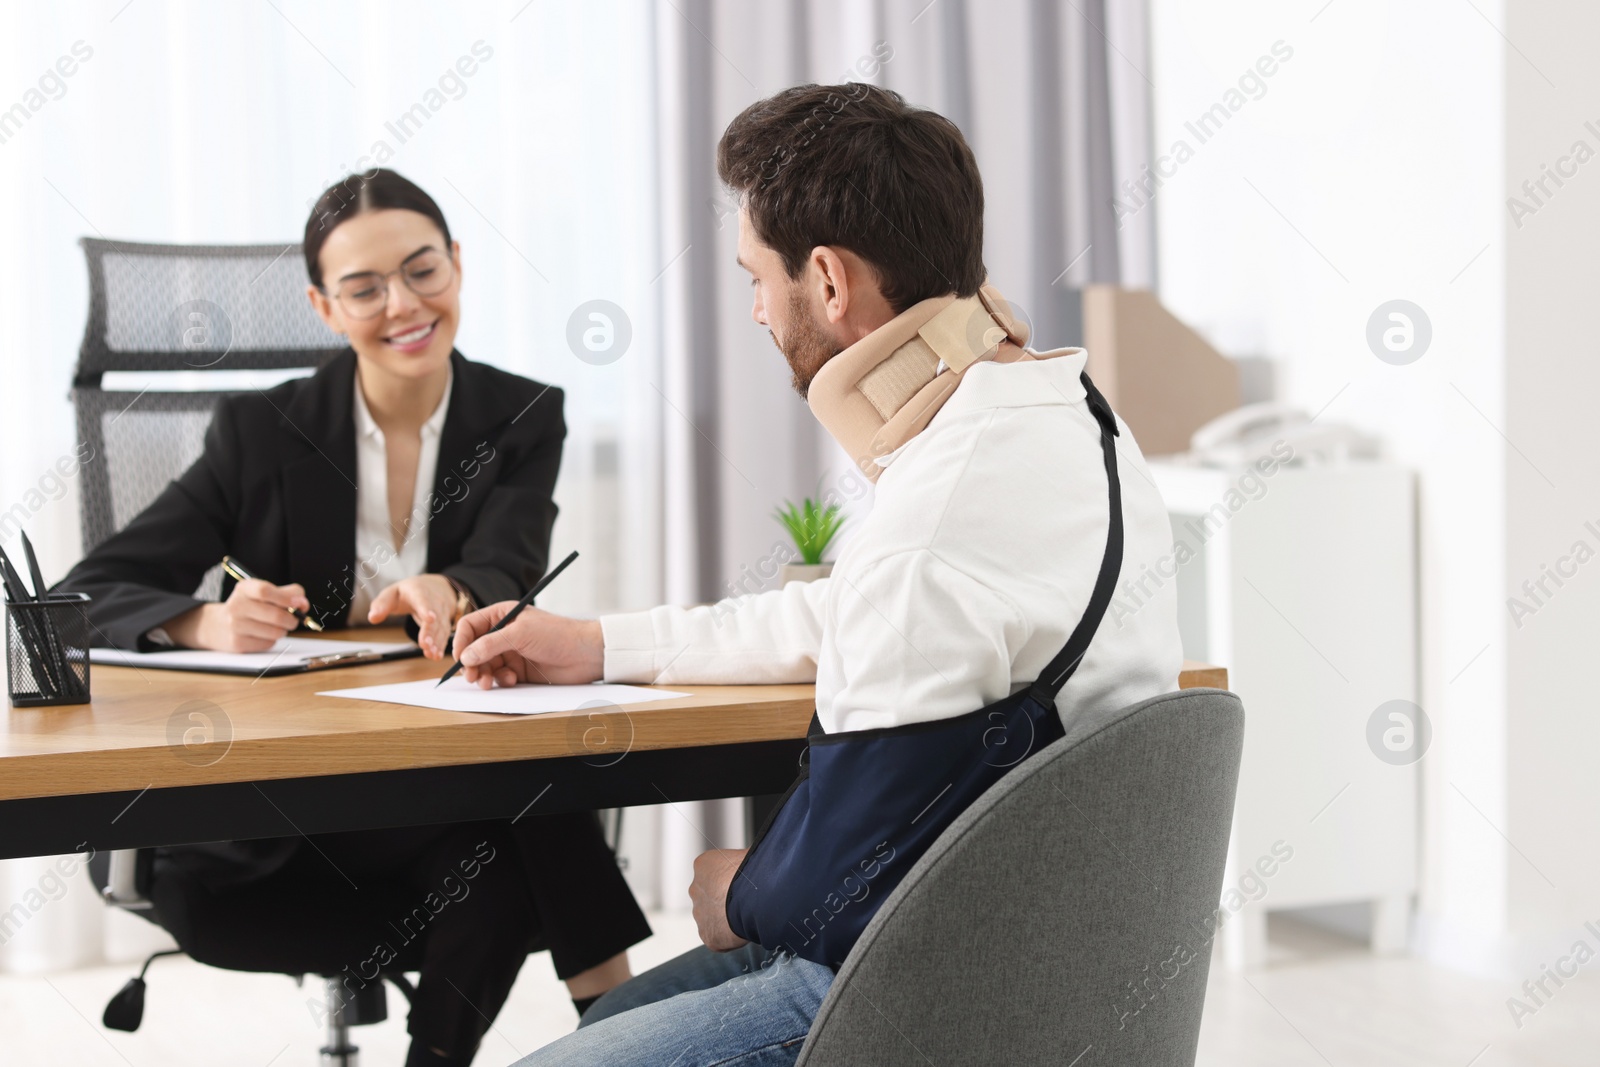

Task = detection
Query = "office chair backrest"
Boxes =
[73,238,344,558]
[796,687,1245,1067]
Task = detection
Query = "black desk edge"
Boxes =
[0,739,806,861]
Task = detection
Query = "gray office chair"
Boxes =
[73,237,385,1062]
[796,687,1245,1067]
[73,237,345,896]
[73,237,345,559]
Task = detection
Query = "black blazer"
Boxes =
[58,349,566,650]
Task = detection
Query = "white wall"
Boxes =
[1149,0,1514,970]
[1503,1,1600,957]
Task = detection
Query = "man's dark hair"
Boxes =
[303,168,452,289]
[717,84,985,314]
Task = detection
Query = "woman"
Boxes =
[56,169,650,1066]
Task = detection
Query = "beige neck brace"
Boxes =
[807,284,1055,481]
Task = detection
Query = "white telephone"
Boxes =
[1187,402,1380,468]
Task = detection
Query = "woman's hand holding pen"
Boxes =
[452,604,604,689]
[368,574,457,659]
[166,579,310,653]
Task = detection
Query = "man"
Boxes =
[459,83,1182,1066]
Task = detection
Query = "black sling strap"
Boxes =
[1026,371,1124,706]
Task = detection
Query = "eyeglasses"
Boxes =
[328,248,453,320]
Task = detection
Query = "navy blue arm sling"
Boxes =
[725,371,1125,969]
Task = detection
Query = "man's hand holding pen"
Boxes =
[452,606,604,689]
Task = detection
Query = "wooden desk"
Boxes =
[1179,659,1228,691]
[0,629,1225,860]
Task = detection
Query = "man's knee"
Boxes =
[581,944,772,1027]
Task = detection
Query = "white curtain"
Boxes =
[0,0,1153,972]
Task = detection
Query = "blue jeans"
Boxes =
[511,943,834,1066]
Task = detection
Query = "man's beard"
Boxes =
[773,287,843,399]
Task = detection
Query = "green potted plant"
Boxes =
[774,498,846,584]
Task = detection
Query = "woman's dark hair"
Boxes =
[716,83,985,314]
[303,168,452,289]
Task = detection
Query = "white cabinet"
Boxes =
[1149,461,1419,968]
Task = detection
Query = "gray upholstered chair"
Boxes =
[796,687,1245,1067]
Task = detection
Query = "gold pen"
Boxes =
[220,555,325,632]
[300,649,379,668]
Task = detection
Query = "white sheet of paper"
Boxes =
[317,678,690,715]
[90,636,418,672]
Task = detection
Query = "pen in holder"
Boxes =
[6,592,92,707]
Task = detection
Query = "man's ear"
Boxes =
[809,246,852,324]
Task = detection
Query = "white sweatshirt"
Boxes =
[600,348,1183,735]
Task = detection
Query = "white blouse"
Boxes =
[346,371,452,625]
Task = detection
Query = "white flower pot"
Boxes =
[780,563,833,585]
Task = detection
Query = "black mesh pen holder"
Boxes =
[6,593,92,707]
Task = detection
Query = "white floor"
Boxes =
[1197,917,1600,1067]
[0,912,1595,1066]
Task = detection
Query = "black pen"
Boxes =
[437,550,578,688]
[19,532,48,609]
[0,545,60,698]
[220,555,325,632]
[20,532,77,698]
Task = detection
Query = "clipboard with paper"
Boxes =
[89,636,422,676]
